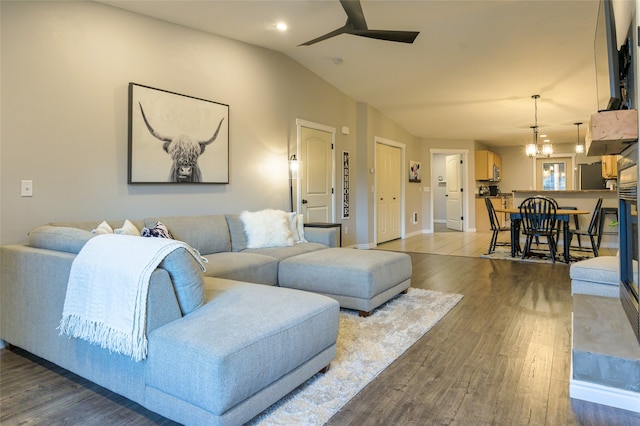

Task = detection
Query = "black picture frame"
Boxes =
[128,83,229,184]
[409,160,421,183]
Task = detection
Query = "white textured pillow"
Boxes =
[241,209,294,249]
[115,219,140,236]
[92,221,113,235]
[296,214,307,243]
[288,212,301,242]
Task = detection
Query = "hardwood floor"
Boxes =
[0,234,634,425]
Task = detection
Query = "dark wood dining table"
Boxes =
[494,207,589,263]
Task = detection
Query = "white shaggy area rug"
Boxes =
[249,287,463,426]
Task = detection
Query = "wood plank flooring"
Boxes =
[0,233,634,425]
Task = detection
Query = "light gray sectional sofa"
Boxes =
[1,214,411,425]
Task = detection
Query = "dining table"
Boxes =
[494,207,590,263]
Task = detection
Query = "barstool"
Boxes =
[598,207,618,249]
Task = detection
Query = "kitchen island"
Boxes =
[512,190,618,248]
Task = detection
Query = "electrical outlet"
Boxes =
[21,180,33,197]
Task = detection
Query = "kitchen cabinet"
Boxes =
[601,155,618,179]
[475,197,507,232]
[475,150,501,181]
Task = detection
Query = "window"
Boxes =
[542,162,566,190]
[535,157,573,190]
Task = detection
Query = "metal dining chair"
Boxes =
[568,197,603,257]
[485,197,511,254]
[519,196,559,262]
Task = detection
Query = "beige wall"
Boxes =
[494,143,606,194]
[0,1,424,246]
[354,104,422,247]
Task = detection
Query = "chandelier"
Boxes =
[526,95,540,158]
[574,122,584,154]
[525,94,553,158]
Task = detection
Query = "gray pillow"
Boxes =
[28,226,95,254]
[225,214,248,252]
[159,247,205,315]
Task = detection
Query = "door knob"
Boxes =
[302,199,308,204]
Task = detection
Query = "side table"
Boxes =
[304,222,342,247]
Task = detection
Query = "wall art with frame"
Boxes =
[342,151,350,219]
[409,160,421,183]
[128,83,229,184]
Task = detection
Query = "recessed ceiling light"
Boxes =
[276,22,288,31]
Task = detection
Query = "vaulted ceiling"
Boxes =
[101,0,607,148]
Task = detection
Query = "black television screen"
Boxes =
[594,0,621,111]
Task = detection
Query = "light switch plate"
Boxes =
[21,180,33,197]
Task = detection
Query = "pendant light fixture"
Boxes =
[574,122,584,154]
[526,95,540,158]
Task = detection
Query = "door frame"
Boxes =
[374,137,406,245]
[295,119,336,220]
[429,149,470,233]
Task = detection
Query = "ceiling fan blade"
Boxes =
[298,25,348,46]
[351,29,420,44]
[300,0,420,46]
[340,0,368,30]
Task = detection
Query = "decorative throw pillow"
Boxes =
[91,221,113,235]
[288,212,301,242]
[296,214,307,243]
[288,213,308,243]
[141,221,174,239]
[114,219,140,236]
[240,209,294,249]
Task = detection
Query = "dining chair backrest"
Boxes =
[485,197,500,231]
[587,197,604,234]
[519,196,558,234]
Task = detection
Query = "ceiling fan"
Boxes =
[299,0,419,46]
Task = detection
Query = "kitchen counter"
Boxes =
[475,194,512,199]
[513,190,615,194]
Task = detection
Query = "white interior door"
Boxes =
[446,154,463,231]
[300,126,334,222]
[376,143,402,243]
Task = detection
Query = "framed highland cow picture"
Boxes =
[128,83,229,184]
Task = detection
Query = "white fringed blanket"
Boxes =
[59,234,205,361]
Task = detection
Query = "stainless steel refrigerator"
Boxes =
[578,162,606,190]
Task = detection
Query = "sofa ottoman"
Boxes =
[278,248,412,316]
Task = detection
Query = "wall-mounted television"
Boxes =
[594,0,622,111]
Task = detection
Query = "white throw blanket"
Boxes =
[59,234,205,361]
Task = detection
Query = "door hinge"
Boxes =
[461,216,464,221]
[331,143,334,150]
[332,188,334,194]
[460,160,463,164]
[460,188,463,192]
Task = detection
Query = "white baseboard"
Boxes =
[355,243,376,250]
[404,230,423,239]
[569,379,640,413]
